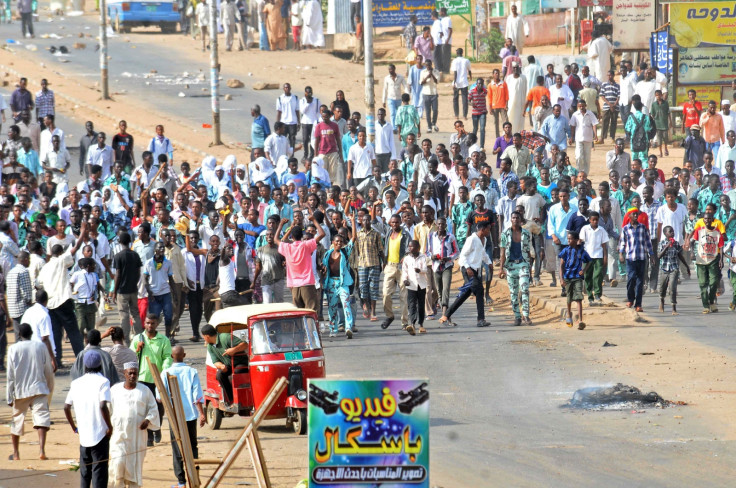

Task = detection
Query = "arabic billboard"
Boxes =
[308,379,430,487]
[611,0,655,50]
[675,85,725,106]
[435,0,470,16]
[650,30,673,75]
[373,0,434,27]
[670,3,736,47]
[540,0,577,8]
[579,0,613,6]
[677,47,736,85]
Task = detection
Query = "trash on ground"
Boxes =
[602,341,617,347]
[563,383,680,411]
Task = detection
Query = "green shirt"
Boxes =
[130,332,173,383]
[207,332,247,368]
[650,100,670,130]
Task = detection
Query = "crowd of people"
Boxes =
[4,9,736,487]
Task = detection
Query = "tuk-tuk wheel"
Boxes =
[292,408,307,435]
[206,401,223,430]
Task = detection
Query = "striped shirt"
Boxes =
[600,82,619,111]
[468,86,488,116]
[640,200,661,238]
[558,245,591,280]
[618,223,654,261]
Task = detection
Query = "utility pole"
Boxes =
[363,0,375,143]
[209,0,222,145]
[99,0,109,99]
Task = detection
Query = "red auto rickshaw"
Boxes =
[203,304,325,434]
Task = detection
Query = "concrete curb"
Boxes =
[1,62,215,162]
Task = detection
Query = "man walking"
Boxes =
[64,350,113,488]
[6,251,32,338]
[618,208,655,312]
[108,362,160,488]
[382,64,407,128]
[381,214,410,330]
[439,221,492,327]
[112,232,143,344]
[7,323,54,461]
[451,48,471,120]
[276,83,300,150]
[469,77,488,148]
[569,99,599,174]
[161,345,206,488]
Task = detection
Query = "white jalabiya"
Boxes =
[108,383,160,488]
[505,74,528,132]
[587,36,613,81]
[301,0,324,47]
[504,14,529,53]
[549,84,574,121]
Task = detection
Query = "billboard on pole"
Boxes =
[373,0,434,27]
[670,3,736,47]
[612,0,656,50]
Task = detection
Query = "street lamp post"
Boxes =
[209,0,222,145]
[100,0,109,99]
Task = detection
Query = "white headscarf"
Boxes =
[235,163,249,188]
[275,155,289,180]
[223,154,237,173]
[310,156,331,186]
[250,156,275,183]
[200,155,217,187]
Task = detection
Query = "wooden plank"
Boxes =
[168,374,202,488]
[247,430,271,488]
[203,377,287,488]
[146,358,199,488]
[193,459,224,465]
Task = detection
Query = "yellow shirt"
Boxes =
[693,218,725,235]
[388,234,402,264]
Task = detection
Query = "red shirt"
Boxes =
[682,101,702,128]
[314,121,341,156]
[468,86,488,116]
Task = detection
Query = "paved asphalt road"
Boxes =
[3,17,736,487]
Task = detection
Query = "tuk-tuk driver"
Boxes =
[200,324,248,408]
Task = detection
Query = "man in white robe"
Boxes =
[587,32,613,81]
[549,74,574,121]
[108,362,160,488]
[504,5,528,54]
[301,0,324,48]
[505,62,527,132]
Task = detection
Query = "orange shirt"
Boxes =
[699,112,725,143]
[526,86,550,110]
[488,80,508,110]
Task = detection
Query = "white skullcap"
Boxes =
[123,361,139,370]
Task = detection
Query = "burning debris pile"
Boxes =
[564,383,678,411]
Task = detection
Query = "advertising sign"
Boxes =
[611,0,656,50]
[373,0,434,27]
[675,85,724,106]
[650,30,673,75]
[579,0,613,6]
[435,0,470,15]
[540,0,577,8]
[677,47,736,85]
[308,379,430,487]
[670,3,736,47]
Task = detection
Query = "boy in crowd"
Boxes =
[402,240,429,335]
[579,211,608,304]
[657,225,690,315]
[559,230,591,330]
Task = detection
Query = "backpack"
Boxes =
[631,114,649,152]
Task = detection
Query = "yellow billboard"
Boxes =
[670,3,736,47]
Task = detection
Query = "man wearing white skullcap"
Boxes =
[720,100,736,134]
[108,361,160,488]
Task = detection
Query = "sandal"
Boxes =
[577,321,586,330]
[665,149,669,156]
[565,318,573,327]
[370,316,378,321]
[418,327,427,334]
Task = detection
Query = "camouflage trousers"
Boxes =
[506,262,531,319]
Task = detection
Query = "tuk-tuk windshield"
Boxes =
[251,317,321,355]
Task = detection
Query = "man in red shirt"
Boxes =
[468,78,488,149]
[681,89,702,137]
[313,109,344,188]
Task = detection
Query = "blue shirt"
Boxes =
[342,132,359,161]
[280,171,308,188]
[237,222,266,249]
[540,114,571,151]
[264,202,294,223]
[547,202,578,244]
[160,362,204,422]
[618,223,654,261]
[251,114,271,149]
[566,212,589,234]
[559,245,591,280]
[17,147,41,177]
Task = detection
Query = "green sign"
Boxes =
[435,0,470,16]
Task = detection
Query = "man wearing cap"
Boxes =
[64,349,114,488]
[505,62,528,133]
[7,323,54,461]
[683,125,707,168]
[719,100,736,135]
[108,362,160,488]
